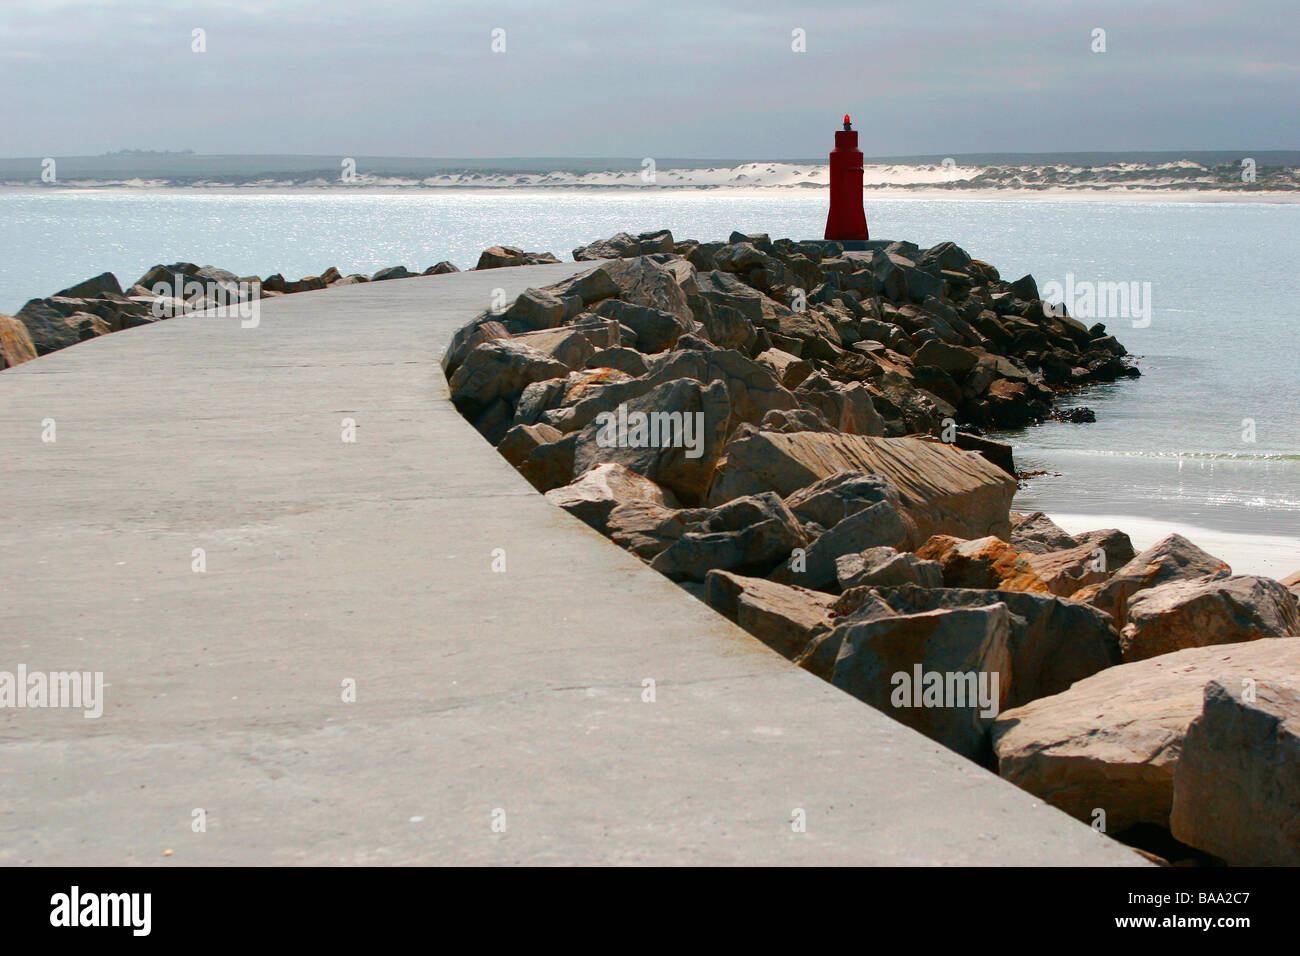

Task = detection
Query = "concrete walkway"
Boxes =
[0,265,1144,865]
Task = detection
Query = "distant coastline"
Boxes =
[3,155,1297,202]
[5,184,1296,204]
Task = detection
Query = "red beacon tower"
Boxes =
[824,113,869,248]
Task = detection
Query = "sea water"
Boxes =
[1,190,1296,541]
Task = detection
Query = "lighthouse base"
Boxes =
[803,238,871,253]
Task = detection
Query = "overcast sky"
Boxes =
[1,0,1295,158]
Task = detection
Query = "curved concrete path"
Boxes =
[0,265,1144,865]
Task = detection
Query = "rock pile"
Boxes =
[449,230,1300,864]
[0,256,487,365]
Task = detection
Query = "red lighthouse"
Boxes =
[824,114,869,246]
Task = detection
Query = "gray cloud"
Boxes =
[0,0,1295,157]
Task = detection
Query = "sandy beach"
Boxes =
[1051,512,1299,578]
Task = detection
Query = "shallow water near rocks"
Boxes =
[2,191,1296,547]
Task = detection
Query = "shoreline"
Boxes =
[3,184,1298,204]
[1049,512,1298,579]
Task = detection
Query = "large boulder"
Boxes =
[448,339,568,417]
[782,471,905,531]
[0,313,38,368]
[475,246,558,269]
[500,288,567,331]
[1070,528,1137,574]
[703,570,835,658]
[598,257,693,329]
[595,299,690,353]
[571,377,730,505]
[693,270,773,325]
[1170,680,1300,865]
[496,422,562,468]
[1077,533,1231,624]
[1009,512,1079,554]
[1119,574,1300,662]
[15,300,85,355]
[992,638,1300,832]
[543,266,622,308]
[755,348,813,389]
[54,271,123,299]
[573,232,640,260]
[371,265,414,281]
[511,327,596,370]
[651,492,806,581]
[544,463,677,534]
[916,535,1052,594]
[835,547,943,591]
[605,502,708,560]
[442,316,511,375]
[793,373,886,436]
[828,603,1014,761]
[646,349,798,427]
[1023,540,1111,597]
[573,230,675,261]
[820,584,1119,709]
[707,431,1016,543]
[777,501,910,591]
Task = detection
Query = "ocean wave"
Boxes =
[1022,448,1300,463]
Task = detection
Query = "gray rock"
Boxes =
[646,349,798,427]
[835,547,943,590]
[780,502,910,591]
[599,257,694,329]
[501,287,567,331]
[371,265,414,281]
[793,373,886,436]
[449,339,568,417]
[571,377,730,505]
[651,492,806,581]
[595,299,690,353]
[585,347,649,377]
[757,407,837,434]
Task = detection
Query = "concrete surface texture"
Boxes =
[0,263,1145,865]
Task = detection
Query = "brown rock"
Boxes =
[1080,533,1231,625]
[707,431,1016,543]
[1024,541,1111,597]
[755,347,813,389]
[1119,574,1300,662]
[496,422,562,468]
[544,463,678,534]
[829,603,1014,761]
[916,535,1052,594]
[993,638,1300,832]
[1170,679,1300,865]
[0,313,38,368]
[703,570,835,658]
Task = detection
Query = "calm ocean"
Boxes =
[2,190,1296,540]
